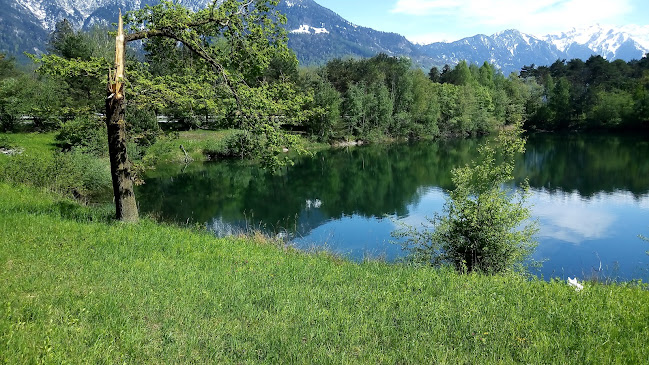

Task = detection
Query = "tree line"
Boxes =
[2,6,649,144]
[520,56,649,130]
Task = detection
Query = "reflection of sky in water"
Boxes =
[292,187,448,261]
[528,190,649,280]
[293,215,403,261]
[292,188,649,282]
[531,190,618,244]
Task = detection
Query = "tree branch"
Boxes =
[125,30,241,106]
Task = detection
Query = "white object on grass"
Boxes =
[567,277,584,292]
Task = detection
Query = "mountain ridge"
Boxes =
[1,0,648,73]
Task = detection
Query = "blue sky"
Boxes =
[314,0,649,43]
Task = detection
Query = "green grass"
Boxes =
[1,132,113,201]
[1,183,648,363]
[0,132,57,156]
[140,129,238,164]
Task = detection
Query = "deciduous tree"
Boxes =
[395,124,538,274]
[33,0,303,222]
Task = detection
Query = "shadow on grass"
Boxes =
[0,185,114,224]
[53,201,114,223]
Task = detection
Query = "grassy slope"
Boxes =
[0,132,57,155]
[1,183,648,364]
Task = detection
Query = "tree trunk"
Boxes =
[106,83,139,222]
[105,9,138,222]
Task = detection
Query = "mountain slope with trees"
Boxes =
[2,0,648,73]
[277,0,424,66]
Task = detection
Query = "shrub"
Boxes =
[0,114,18,133]
[204,130,256,160]
[0,135,15,149]
[0,150,111,200]
[55,115,107,156]
[395,125,538,274]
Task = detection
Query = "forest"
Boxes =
[2,9,648,153]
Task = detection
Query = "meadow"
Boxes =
[1,181,649,363]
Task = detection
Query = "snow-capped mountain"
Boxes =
[277,0,422,65]
[277,1,649,72]
[12,0,213,30]
[1,0,648,73]
[0,0,214,59]
[544,25,649,61]
[418,30,564,73]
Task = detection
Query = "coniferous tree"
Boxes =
[428,66,441,83]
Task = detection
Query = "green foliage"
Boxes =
[0,53,16,79]
[124,0,308,168]
[26,0,310,170]
[306,55,518,142]
[299,69,343,141]
[549,77,572,128]
[408,69,440,137]
[0,135,15,150]
[0,79,19,132]
[248,122,306,170]
[55,115,107,156]
[207,130,257,160]
[396,126,538,274]
[0,150,110,199]
[47,19,92,60]
[126,106,161,147]
[31,21,110,117]
[0,73,67,132]
[341,81,394,138]
[589,90,635,127]
[428,66,441,82]
[134,130,233,165]
[522,55,649,131]
[443,60,474,86]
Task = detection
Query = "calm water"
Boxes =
[137,134,649,281]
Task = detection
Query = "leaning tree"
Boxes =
[33,0,306,222]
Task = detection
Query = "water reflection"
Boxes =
[532,190,618,244]
[138,133,649,281]
[516,134,649,197]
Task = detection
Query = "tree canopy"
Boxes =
[521,54,649,130]
[31,0,310,168]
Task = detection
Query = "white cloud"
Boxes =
[530,190,618,244]
[392,0,633,35]
[407,32,459,44]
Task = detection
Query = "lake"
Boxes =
[137,133,649,281]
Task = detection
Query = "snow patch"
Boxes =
[18,0,47,25]
[291,24,330,35]
[544,24,649,58]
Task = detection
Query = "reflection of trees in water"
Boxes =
[136,134,649,236]
[516,134,649,197]
[136,139,481,233]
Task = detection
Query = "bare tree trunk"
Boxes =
[106,83,138,222]
[105,10,138,222]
